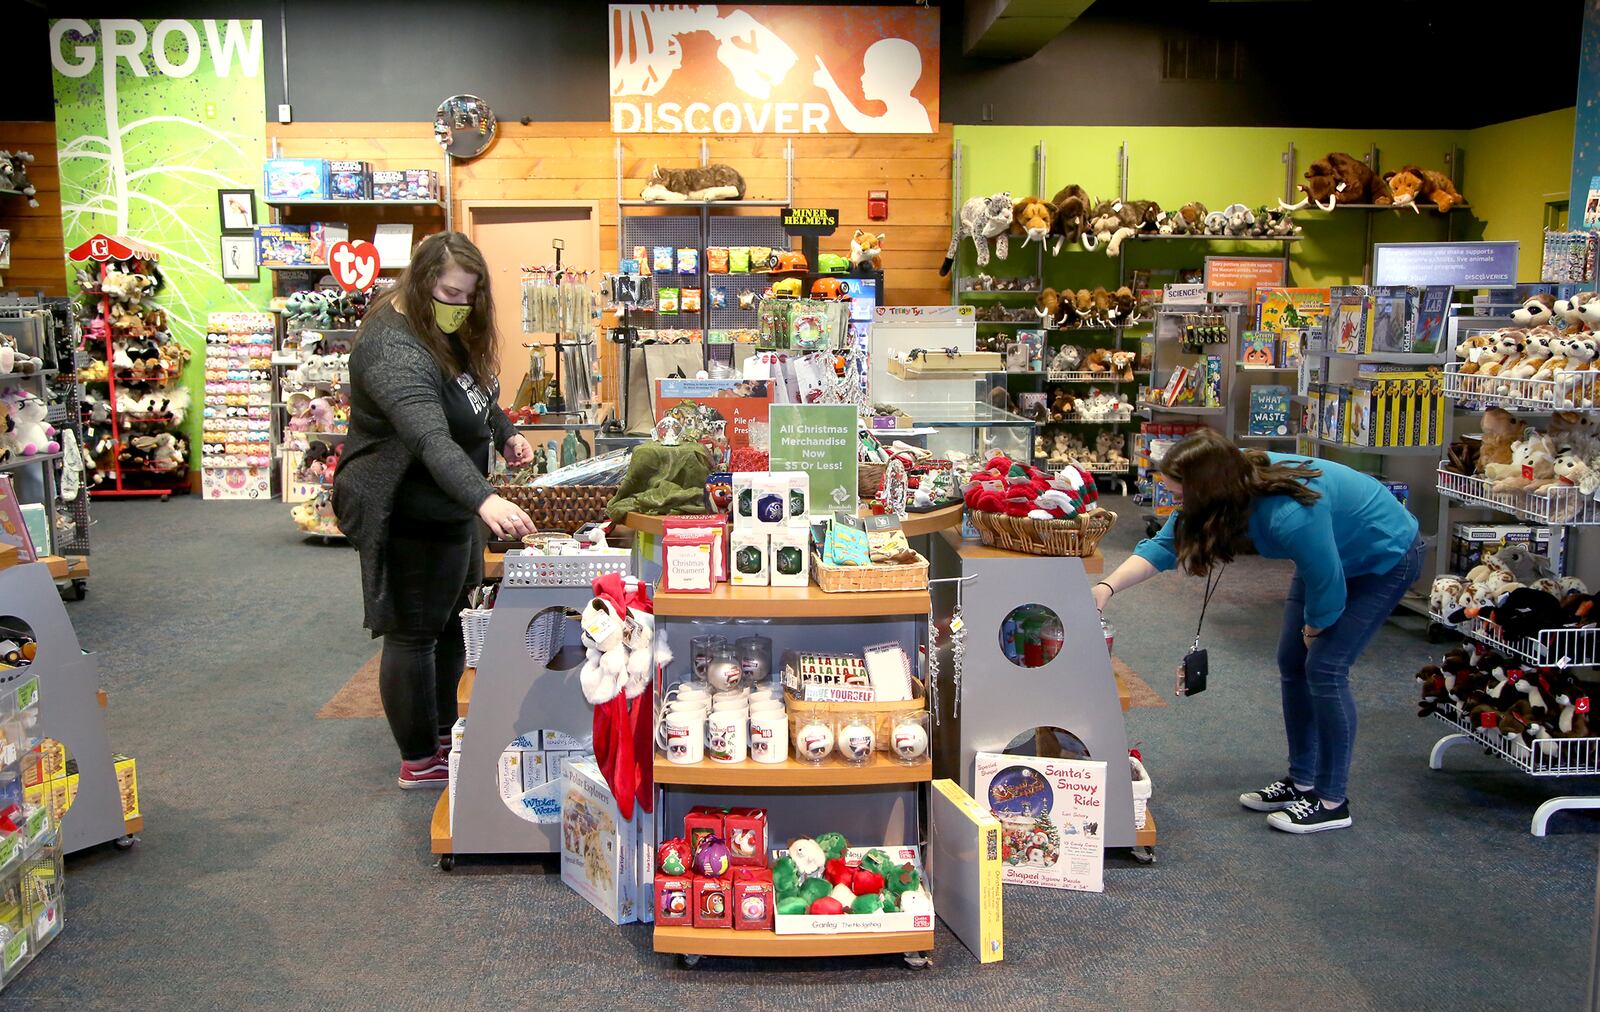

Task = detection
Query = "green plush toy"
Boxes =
[851,893,883,915]
[885,864,920,895]
[777,896,810,916]
[816,832,850,861]
[879,891,899,913]
[772,856,799,898]
[860,849,894,877]
[799,877,832,904]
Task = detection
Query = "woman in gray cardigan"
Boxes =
[333,232,535,788]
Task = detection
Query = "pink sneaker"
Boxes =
[398,754,449,790]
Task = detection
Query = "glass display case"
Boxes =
[887,397,1036,463]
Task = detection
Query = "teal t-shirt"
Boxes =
[1133,453,1419,628]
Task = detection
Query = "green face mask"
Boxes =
[432,299,471,334]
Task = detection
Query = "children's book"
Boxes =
[1240,331,1277,368]
[1248,385,1291,437]
[1407,286,1453,355]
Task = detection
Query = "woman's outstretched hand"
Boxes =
[478,494,534,540]
[1091,582,1114,611]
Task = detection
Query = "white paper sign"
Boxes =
[974,751,1106,892]
[372,223,414,268]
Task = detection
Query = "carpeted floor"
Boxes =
[7,494,1599,1010]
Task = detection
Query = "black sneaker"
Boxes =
[1267,797,1352,834]
[1239,778,1311,812]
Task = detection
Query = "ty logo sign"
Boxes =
[329,240,380,292]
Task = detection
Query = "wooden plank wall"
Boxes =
[0,122,67,296]
[268,121,954,405]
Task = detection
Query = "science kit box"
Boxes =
[263,158,328,201]
[328,160,371,200]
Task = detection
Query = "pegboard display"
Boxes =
[620,215,705,333]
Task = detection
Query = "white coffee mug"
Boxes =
[749,712,788,764]
[749,697,785,715]
[713,687,751,704]
[706,710,748,763]
[749,687,781,704]
[669,683,711,705]
[656,700,709,749]
[663,711,705,764]
[711,695,750,712]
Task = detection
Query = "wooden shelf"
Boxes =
[654,752,931,788]
[431,790,451,854]
[484,549,504,580]
[653,924,934,958]
[459,666,474,717]
[625,502,963,540]
[1137,806,1157,849]
[654,582,930,619]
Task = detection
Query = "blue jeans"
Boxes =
[1276,534,1424,804]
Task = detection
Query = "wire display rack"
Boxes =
[1429,699,1600,835]
[1441,362,1600,412]
[1429,611,1600,667]
[1436,467,1600,525]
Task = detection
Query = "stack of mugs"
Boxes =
[657,633,786,766]
[658,683,788,765]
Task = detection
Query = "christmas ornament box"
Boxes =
[771,846,935,936]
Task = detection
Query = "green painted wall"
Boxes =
[951,119,1570,290]
[1464,107,1575,277]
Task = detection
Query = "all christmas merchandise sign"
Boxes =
[974,752,1106,892]
[769,404,857,514]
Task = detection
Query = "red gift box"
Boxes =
[684,806,726,859]
[732,867,774,931]
[692,875,732,929]
[655,874,692,926]
[724,807,768,868]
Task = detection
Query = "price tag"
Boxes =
[949,615,965,634]
[14,677,37,711]
[1523,464,1535,480]
[0,833,17,870]
[3,933,24,969]
[1578,697,1591,714]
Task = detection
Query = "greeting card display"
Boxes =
[973,752,1106,892]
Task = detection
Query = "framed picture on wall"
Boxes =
[218,188,257,232]
[220,234,258,281]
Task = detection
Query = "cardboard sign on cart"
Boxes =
[974,752,1106,892]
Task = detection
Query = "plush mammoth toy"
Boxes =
[1283,152,1392,211]
[1048,184,1092,254]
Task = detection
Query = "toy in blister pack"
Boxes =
[658,288,680,313]
[711,288,728,309]
[653,247,674,273]
[748,247,774,271]
[792,310,826,349]
[681,288,702,313]
[677,248,698,275]
[759,299,791,348]
[707,247,730,273]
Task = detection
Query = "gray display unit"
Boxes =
[929,530,1140,850]
[3,561,127,854]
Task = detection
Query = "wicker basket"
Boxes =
[968,508,1117,557]
[493,483,618,533]
[785,676,926,754]
[811,551,930,592]
[461,607,493,669]
[858,462,887,498]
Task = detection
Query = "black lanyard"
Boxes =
[1192,565,1225,652]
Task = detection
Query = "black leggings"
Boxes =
[379,528,481,761]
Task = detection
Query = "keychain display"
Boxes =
[521,268,599,336]
[1180,310,1230,351]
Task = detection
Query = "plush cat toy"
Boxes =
[640,163,746,202]
[941,192,1013,275]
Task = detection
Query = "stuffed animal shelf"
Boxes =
[1281,152,1392,211]
[640,164,746,202]
[941,192,1014,275]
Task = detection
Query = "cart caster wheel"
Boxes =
[71,580,87,601]
[439,855,455,872]
[159,494,169,503]
[1131,846,1155,864]
[113,834,136,851]
[904,952,931,969]
[678,954,702,969]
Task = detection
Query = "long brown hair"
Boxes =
[366,231,498,387]
[1157,428,1321,576]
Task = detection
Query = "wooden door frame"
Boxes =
[460,199,607,407]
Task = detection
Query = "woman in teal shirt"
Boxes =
[1092,429,1422,834]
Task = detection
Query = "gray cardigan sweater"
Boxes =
[332,306,517,634]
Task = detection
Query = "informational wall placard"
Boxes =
[608,5,938,134]
[1372,241,1520,289]
[769,404,857,514]
[1203,256,1286,298]
[974,752,1106,892]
